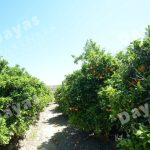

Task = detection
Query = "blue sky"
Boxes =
[0,0,150,85]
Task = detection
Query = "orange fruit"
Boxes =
[131,80,136,85]
[138,65,145,72]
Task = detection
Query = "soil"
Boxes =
[17,102,118,150]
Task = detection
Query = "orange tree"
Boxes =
[0,57,54,145]
[55,27,150,149]
[99,27,150,149]
[55,40,118,133]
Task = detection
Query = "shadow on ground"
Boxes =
[44,113,68,127]
[38,105,118,150]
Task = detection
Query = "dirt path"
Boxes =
[19,103,65,150]
[18,103,117,150]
